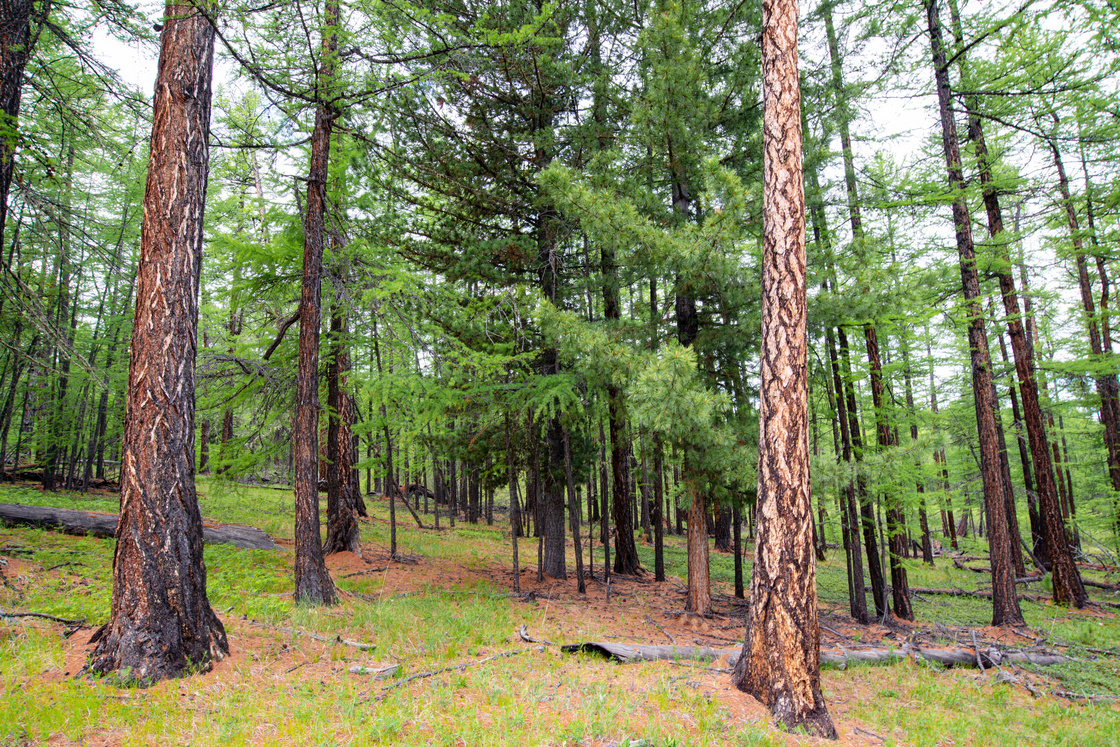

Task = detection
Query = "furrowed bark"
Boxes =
[85,3,228,682]
[733,0,836,734]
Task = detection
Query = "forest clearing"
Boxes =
[2,477,1120,746]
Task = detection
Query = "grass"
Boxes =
[2,476,1119,745]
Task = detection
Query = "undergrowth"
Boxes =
[1,477,1118,746]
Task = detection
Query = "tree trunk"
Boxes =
[85,3,228,682]
[564,427,585,594]
[685,477,710,614]
[0,0,37,252]
[925,0,1021,626]
[840,326,887,618]
[291,0,340,605]
[734,0,836,733]
[324,302,361,556]
[864,326,912,620]
[506,413,520,593]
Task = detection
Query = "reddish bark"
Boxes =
[85,3,227,682]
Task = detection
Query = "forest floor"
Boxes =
[2,477,1120,746]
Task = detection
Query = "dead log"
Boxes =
[563,641,1069,670]
[562,642,727,663]
[0,503,283,551]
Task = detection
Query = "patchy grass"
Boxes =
[2,477,1119,746]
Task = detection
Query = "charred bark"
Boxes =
[84,3,228,682]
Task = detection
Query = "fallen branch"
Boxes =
[342,566,390,578]
[238,616,376,651]
[381,649,523,691]
[517,624,555,646]
[0,610,85,625]
[909,585,1120,609]
[563,641,1070,670]
[0,504,283,551]
[396,490,425,530]
[348,664,400,679]
[645,614,676,645]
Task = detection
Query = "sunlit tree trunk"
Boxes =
[733,0,836,734]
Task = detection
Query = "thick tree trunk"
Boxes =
[925,0,1022,626]
[292,0,340,605]
[84,4,228,682]
[506,413,520,593]
[734,2,836,734]
[608,387,639,574]
[653,433,665,582]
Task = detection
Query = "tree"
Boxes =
[292,0,341,605]
[732,0,836,735]
[924,0,1022,627]
[83,1,228,683]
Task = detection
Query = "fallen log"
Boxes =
[0,503,283,551]
[563,641,1070,670]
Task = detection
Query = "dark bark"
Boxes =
[925,0,1022,626]
[506,413,520,593]
[291,0,340,605]
[563,427,585,594]
[85,4,229,682]
[734,3,836,733]
[840,326,887,618]
[813,177,867,623]
[732,502,744,599]
[0,0,39,251]
[864,326,912,620]
[685,474,710,614]
[602,223,640,576]
[324,302,361,556]
[899,338,934,565]
[653,433,665,582]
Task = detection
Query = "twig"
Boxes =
[238,616,376,651]
[644,614,676,645]
[854,726,886,742]
[45,561,85,572]
[1053,689,1120,702]
[381,649,524,692]
[342,566,389,578]
[663,659,731,673]
[970,631,986,673]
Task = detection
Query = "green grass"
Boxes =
[2,478,1120,745]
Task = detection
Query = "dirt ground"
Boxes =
[5,494,1113,746]
[15,536,1083,747]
